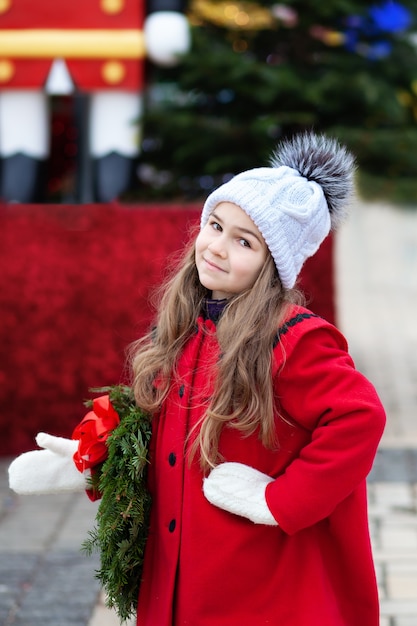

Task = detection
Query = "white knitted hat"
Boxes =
[201,133,355,288]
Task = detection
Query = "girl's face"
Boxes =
[195,202,268,300]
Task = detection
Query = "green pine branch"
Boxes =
[82,385,152,623]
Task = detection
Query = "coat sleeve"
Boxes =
[265,319,386,535]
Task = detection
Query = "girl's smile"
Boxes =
[195,201,268,299]
[203,257,226,272]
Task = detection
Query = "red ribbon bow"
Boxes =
[72,395,120,472]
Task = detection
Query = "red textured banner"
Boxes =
[0,203,334,455]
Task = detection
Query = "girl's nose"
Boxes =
[208,238,227,257]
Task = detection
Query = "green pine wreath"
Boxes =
[82,385,152,623]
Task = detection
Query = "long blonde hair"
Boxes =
[130,237,303,469]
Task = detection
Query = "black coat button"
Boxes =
[169,519,176,532]
[168,452,176,466]
[178,384,185,398]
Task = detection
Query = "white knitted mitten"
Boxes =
[203,462,278,526]
[8,433,88,495]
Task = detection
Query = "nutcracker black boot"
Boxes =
[0,154,45,203]
[93,152,135,202]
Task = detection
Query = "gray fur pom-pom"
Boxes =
[271,132,356,229]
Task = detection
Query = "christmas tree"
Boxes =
[138,0,417,203]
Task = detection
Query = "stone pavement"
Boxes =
[0,480,102,625]
[0,200,416,625]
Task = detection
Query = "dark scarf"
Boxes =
[202,298,228,323]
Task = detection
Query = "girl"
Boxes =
[9,133,386,626]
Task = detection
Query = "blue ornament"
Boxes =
[367,40,393,59]
[369,1,412,33]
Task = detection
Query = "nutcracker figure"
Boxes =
[0,0,189,202]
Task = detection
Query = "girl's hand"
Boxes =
[8,433,88,495]
[203,462,278,526]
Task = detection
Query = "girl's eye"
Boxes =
[239,238,251,248]
[211,221,222,231]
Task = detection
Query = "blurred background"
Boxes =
[1,0,417,205]
[140,0,417,205]
[1,3,417,625]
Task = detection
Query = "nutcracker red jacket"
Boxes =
[0,0,144,90]
[136,304,386,626]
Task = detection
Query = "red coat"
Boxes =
[0,0,144,90]
[137,305,386,626]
